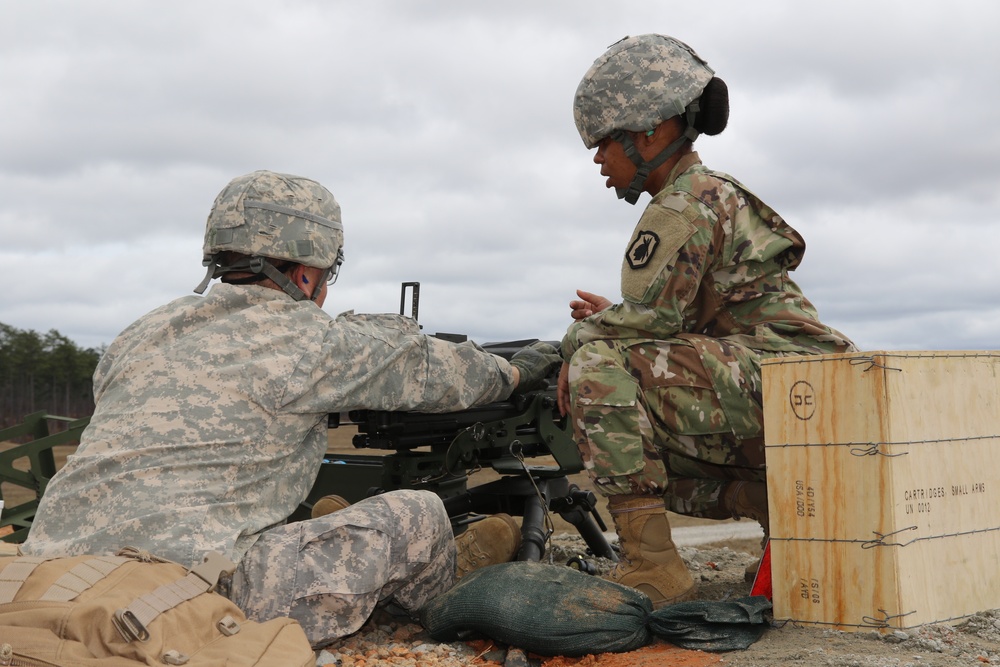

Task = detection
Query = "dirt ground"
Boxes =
[543,534,1000,667]
[311,526,1000,667]
[5,433,1000,666]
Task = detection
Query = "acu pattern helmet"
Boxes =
[574,34,715,204]
[194,170,345,301]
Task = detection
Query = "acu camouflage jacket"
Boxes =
[561,152,856,360]
[22,284,514,566]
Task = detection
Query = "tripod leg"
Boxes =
[517,485,548,561]
[557,504,618,561]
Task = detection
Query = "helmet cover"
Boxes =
[574,34,714,149]
[202,170,343,269]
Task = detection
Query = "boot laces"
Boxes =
[456,532,490,567]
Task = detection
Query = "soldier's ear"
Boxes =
[289,264,315,298]
[646,118,684,148]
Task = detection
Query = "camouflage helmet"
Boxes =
[194,170,345,300]
[573,34,714,150]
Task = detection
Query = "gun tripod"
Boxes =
[443,464,618,563]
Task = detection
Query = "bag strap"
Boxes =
[2,550,236,644]
[113,551,236,643]
[41,556,130,601]
[0,555,132,604]
[0,556,50,603]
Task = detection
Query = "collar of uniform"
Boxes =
[657,151,702,196]
[208,281,301,305]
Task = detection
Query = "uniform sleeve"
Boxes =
[286,312,516,414]
[561,196,716,359]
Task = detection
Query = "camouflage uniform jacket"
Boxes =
[23,284,515,565]
[561,152,856,359]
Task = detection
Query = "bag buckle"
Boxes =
[113,608,150,642]
[217,614,241,636]
[188,551,236,590]
[162,649,190,665]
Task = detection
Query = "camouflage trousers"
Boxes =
[567,334,767,518]
[229,489,454,648]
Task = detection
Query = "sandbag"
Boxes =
[646,596,772,651]
[420,561,771,656]
[421,561,652,656]
[0,549,315,667]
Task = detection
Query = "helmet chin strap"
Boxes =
[307,267,331,302]
[257,259,311,301]
[194,255,311,301]
[613,102,701,205]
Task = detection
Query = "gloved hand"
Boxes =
[509,341,563,394]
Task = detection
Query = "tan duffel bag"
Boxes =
[0,547,314,666]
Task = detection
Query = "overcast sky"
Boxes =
[2,1,998,353]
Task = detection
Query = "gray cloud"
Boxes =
[2,0,998,355]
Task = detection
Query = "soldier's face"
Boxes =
[593,136,637,191]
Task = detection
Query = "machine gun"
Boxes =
[294,283,617,564]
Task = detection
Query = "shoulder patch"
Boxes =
[626,231,660,269]
[620,205,697,304]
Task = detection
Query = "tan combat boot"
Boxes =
[310,494,351,519]
[721,481,769,581]
[605,495,696,608]
[454,513,522,579]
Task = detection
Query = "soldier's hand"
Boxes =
[569,289,612,320]
[510,341,563,394]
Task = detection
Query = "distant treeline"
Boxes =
[0,323,102,428]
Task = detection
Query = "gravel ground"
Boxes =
[314,534,1000,667]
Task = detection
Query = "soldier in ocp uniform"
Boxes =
[556,35,857,607]
[22,170,562,646]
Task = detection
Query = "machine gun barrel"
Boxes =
[298,282,615,564]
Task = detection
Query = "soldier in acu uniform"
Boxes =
[556,35,857,607]
[22,170,561,647]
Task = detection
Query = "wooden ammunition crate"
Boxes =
[762,351,1000,630]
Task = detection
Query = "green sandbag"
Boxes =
[647,596,772,651]
[419,561,773,656]
[420,561,652,656]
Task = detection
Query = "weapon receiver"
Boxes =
[294,282,616,563]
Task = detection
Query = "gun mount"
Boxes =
[294,283,616,563]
